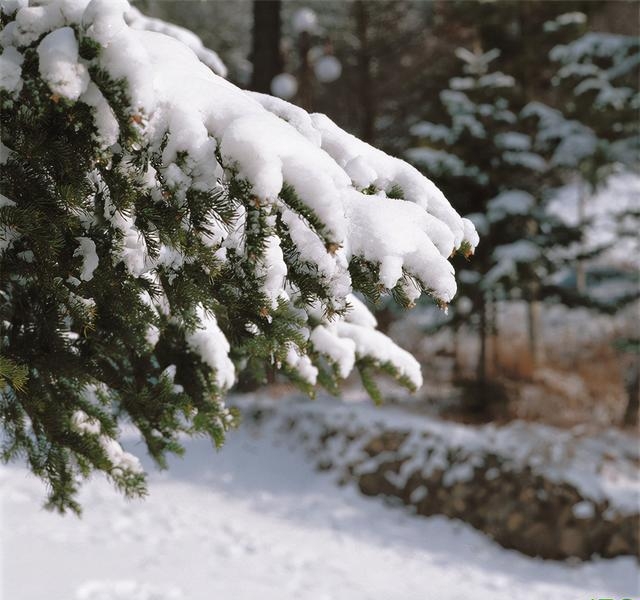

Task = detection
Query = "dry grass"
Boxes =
[468,335,628,428]
[405,312,633,430]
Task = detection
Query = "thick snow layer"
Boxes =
[406,146,488,185]
[285,343,318,385]
[247,92,321,146]
[548,171,640,268]
[550,32,639,110]
[544,12,587,32]
[125,6,227,77]
[455,47,501,77]
[487,190,535,222]
[0,45,23,94]
[37,26,88,100]
[310,324,356,378]
[79,82,119,148]
[409,121,451,142]
[522,102,598,168]
[73,236,99,281]
[342,191,457,299]
[502,150,546,172]
[309,113,475,249]
[492,240,540,263]
[336,321,423,389]
[344,293,377,328]
[0,193,16,208]
[258,236,289,309]
[1,0,478,393]
[2,416,637,600]
[186,305,235,390]
[551,32,637,64]
[71,409,142,475]
[495,132,531,151]
[102,191,149,278]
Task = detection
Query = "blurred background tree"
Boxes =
[137,0,639,428]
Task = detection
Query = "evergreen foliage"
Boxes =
[405,5,638,394]
[406,45,578,381]
[524,14,639,308]
[0,1,476,511]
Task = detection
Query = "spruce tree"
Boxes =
[529,14,640,424]
[406,47,561,389]
[0,0,477,511]
[524,15,639,298]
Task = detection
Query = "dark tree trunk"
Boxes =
[354,0,376,144]
[477,294,488,384]
[527,298,542,371]
[623,359,639,427]
[491,293,500,376]
[250,0,283,93]
[296,30,313,111]
[575,182,588,295]
[452,322,461,380]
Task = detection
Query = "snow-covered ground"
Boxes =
[2,421,638,600]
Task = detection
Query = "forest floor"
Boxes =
[2,407,638,600]
[387,300,639,429]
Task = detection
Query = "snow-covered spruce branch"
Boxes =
[0,0,477,510]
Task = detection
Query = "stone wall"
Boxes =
[244,401,640,561]
[351,431,638,560]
